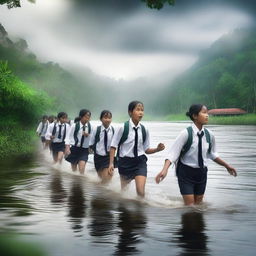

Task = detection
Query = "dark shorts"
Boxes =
[176,161,208,195]
[51,142,65,157]
[40,136,46,143]
[94,154,117,172]
[118,155,147,180]
[65,146,89,165]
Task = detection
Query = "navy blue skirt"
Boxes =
[51,142,65,156]
[118,155,147,180]
[40,136,46,142]
[176,161,208,195]
[65,146,89,164]
[94,154,117,172]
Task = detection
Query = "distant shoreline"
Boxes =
[112,113,256,125]
[157,113,256,125]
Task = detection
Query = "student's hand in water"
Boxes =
[155,169,167,184]
[227,166,237,177]
[65,148,71,157]
[108,165,114,176]
[157,143,165,152]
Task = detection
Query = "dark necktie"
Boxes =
[58,124,62,139]
[104,129,108,155]
[80,125,85,147]
[133,127,138,158]
[197,131,204,169]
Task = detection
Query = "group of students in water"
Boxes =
[36,101,237,206]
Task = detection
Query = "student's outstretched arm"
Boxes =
[214,157,237,177]
[155,159,172,183]
[145,143,165,154]
[143,128,165,154]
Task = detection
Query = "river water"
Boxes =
[0,122,256,256]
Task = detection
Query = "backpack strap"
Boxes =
[74,122,80,146]
[140,124,146,144]
[180,126,193,158]
[62,124,66,142]
[88,122,92,134]
[117,121,130,157]
[92,125,101,152]
[204,128,212,154]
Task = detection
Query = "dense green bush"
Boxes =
[0,62,54,158]
[0,61,53,125]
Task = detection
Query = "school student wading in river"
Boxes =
[108,100,165,198]
[155,104,237,206]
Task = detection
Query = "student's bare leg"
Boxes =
[57,152,64,164]
[120,176,131,190]
[52,152,58,163]
[78,161,86,175]
[71,164,77,172]
[194,194,204,205]
[134,175,146,198]
[182,194,195,206]
[98,168,113,184]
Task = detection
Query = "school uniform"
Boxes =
[111,119,150,180]
[166,123,219,195]
[36,120,49,142]
[45,122,70,156]
[65,122,93,164]
[90,125,116,171]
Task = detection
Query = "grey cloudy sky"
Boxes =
[0,0,254,80]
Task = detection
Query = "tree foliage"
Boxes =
[0,0,34,8]
[160,29,256,114]
[142,0,175,9]
[0,61,53,125]
[0,0,175,9]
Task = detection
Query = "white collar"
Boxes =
[192,123,204,134]
[80,121,88,127]
[102,125,110,131]
[129,118,140,129]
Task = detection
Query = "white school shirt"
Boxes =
[36,121,49,136]
[65,122,92,148]
[166,123,219,168]
[89,125,115,156]
[110,119,150,158]
[45,122,70,143]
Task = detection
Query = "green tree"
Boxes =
[142,0,175,9]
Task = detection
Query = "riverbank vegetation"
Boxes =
[0,61,53,159]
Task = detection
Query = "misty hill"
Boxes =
[161,28,256,114]
[0,23,99,116]
[0,23,165,118]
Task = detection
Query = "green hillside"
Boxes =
[0,61,53,158]
[161,28,256,114]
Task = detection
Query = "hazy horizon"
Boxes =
[0,0,254,82]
